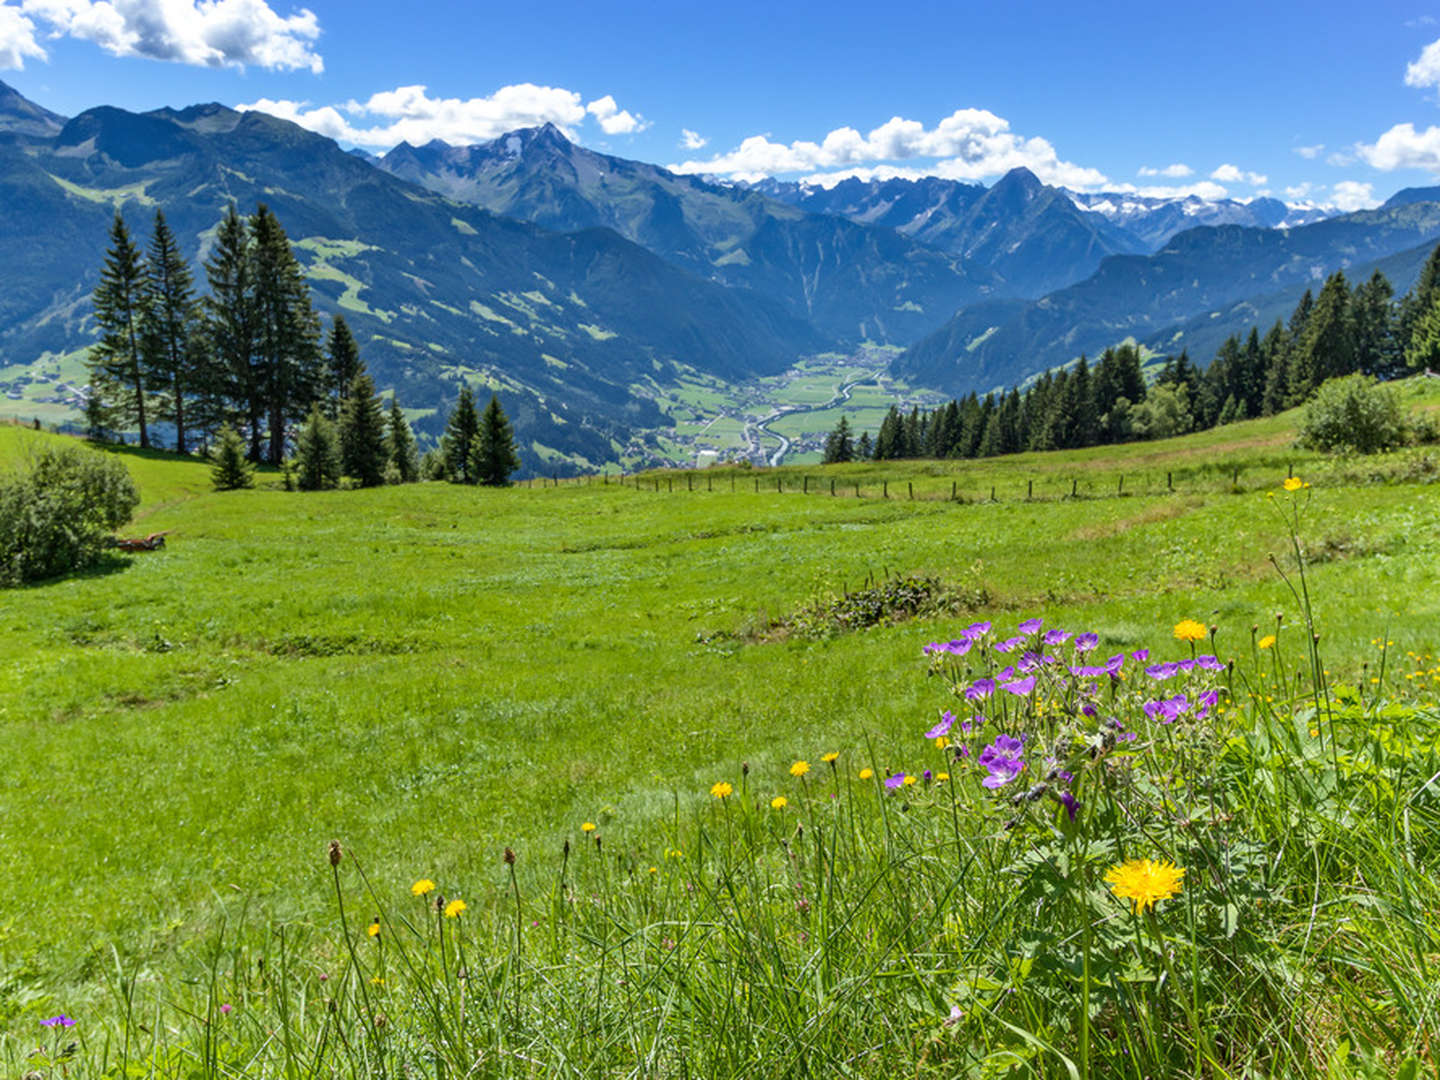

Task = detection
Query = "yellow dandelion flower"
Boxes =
[411,878,436,897]
[665,848,685,860]
[821,752,840,764]
[936,772,950,782]
[1309,728,1319,738]
[710,781,733,799]
[1282,476,1303,492]
[770,796,789,810]
[790,760,811,777]
[1173,619,1208,643]
[902,775,918,787]
[1258,634,1276,650]
[371,976,385,986]
[444,898,466,918]
[648,866,658,874]
[934,736,950,750]
[1104,858,1185,914]
[581,822,596,832]
[367,921,381,939]
[859,768,874,780]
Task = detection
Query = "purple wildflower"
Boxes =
[1177,658,1197,672]
[978,734,1026,788]
[1057,790,1080,822]
[1074,632,1100,653]
[1018,617,1044,635]
[1018,651,1043,673]
[923,769,933,782]
[41,1016,75,1028]
[1080,703,1097,718]
[1145,661,1180,681]
[956,742,971,758]
[1044,628,1071,646]
[1132,648,1150,662]
[1000,675,1036,696]
[1196,655,1224,672]
[1104,652,1125,675]
[965,678,996,701]
[925,711,955,739]
[1196,689,1219,720]
[994,636,1026,654]
[1119,731,1138,742]
[965,620,992,638]
[884,773,906,789]
[220,1003,233,1015]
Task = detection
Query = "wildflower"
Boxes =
[926,711,955,739]
[1056,790,1080,822]
[859,768,874,780]
[710,781,733,799]
[40,1016,75,1028]
[1104,858,1185,913]
[371,976,385,986]
[978,734,1026,789]
[648,866,658,874]
[884,773,907,789]
[220,1003,233,1014]
[965,620,992,637]
[994,636,1026,653]
[412,879,436,897]
[1044,629,1071,646]
[936,772,950,781]
[1018,617,1044,634]
[790,760,810,777]
[1282,476,1303,492]
[1195,655,1224,671]
[903,774,918,787]
[1131,648,1150,662]
[924,639,971,657]
[1074,632,1099,653]
[934,735,950,749]
[822,751,839,764]
[771,796,788,810]
[965,678,996,701]
[445,899,466,918]
[1173,619,1208,642]
[367,921,381,939]
[1145,661,1180,681]
[1000,675,1036,696]
[1258,634,1276,650]
[581,822,597,833]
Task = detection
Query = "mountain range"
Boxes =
[1,76,1437,466]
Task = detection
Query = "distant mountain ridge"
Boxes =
[0,78,65,138]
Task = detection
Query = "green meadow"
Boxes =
[3,386,1440,1076]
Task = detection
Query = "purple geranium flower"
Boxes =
[41,1016,75,1028]
[965,678,995,701]
[1177,658,1197,672]
[1018,617,1044,635]
[1145,661,1180,681]
[1074,632,1099,653]
[956,742,971,758]
[1000,675,1036,696]
[884,773,907,789]
[966,620,992,638]
[978,734,1026,788]
[1044,628,1071,646]
[1196,688,1219,720]
[1080,703,1097,718]
[1017,651,1044,673]
[1196,655,1224,672]
[994,636,1026,654]
[1070,663,1105,678]
[925,711,955,739]
[1057,789,1080,822]
[923,769,933,782]
[1104,652,1125,675]
[1132,648,1150,663]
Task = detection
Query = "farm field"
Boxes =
[3,390,1440,1074]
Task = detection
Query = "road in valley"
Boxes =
[748,368,882,466]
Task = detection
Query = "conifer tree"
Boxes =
[326,316,362,415]
[205,204,259,458]
[293,405,341,491]
[142,210,200,453]
[471,393,521,486]
[338,371,388,487]
[1300,271,1355,389]
[822,415,855,463]
[89,213,153,448]
[209,424,254,490]
[386,398,420,483]
[1260,320,1291,415]
[856,431,873,459]
[250,204,322,465]
[443,385,481,483]
[1400,242,1440,355]
[1352,271,1398,374]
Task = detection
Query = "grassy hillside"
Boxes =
[2,394,1439,1074]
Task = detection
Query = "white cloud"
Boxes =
[1405,36,1440,91]
[679,127,706,150]
[1210,163,1267,185]
[1357,121,1440,170]
[1104,179,1232,201]
[1326,150,1356,166]
[668,107,1110,190]
[1137,163,1192,178]
[237,83,644,149]
[16,0,322,72]
[1329,180,1378,212]
[0,3,46,67]
[585,93,645,135]
[1293,144,1324,159]
[1284,182,1314,200]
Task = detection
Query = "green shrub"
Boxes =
[208,424,254,491]
[0,442,139,585]
[1298,374,1408,453]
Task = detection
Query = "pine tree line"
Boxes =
[838,247,1440,462]
[85,205,420,486]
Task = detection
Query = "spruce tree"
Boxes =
[326,316,362,415]
[142,209,199,452]
[1260,320,1291,415]
[1400,242,1440,356]
[89,213,153,448]
[1352,271,1398,374]
[471,393,521,486]
[338,371,388,487]
[856,431,873,459]
[293,405,341,491]
[386,398,420,483]
[204,205,259,458]
[209,424,254,490]
[443,385,481,482]
[873,406,903,460]
[250,204,322,465]
[822,416,855,463]
[1301,271,1356,389]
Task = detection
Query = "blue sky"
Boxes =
[4,0,1440,209]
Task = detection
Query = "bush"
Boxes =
[0,442,140,585]
[209,424,254,491]
[1297,374,1408,454]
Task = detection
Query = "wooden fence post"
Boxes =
[1071,478,1077,498]
[1027,479,1033,500]
[803,475,808,494]
[1167,471,1173,491]
[908,481,914,500]
[830,478,835,496]
[1118,474,1123,495]
[754,476,760,493]
[951,480,957,501]
[990,485,995,502]
[707,474,712,492]
[883,480,889,499]
[687,473,693,492]
[777,476,782,493]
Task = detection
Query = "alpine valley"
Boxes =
[3,76,1439,470]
